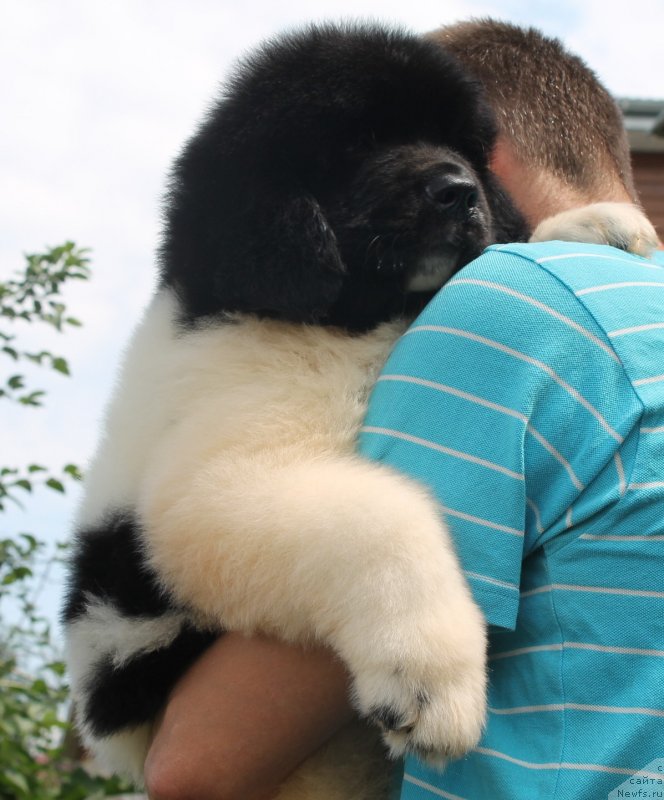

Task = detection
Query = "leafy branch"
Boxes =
[0,242,90,406]
[0,464,83,513]
[0,244,133,798]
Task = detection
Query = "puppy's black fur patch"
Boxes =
[83,626,216,737]
[159,24,528,329]
[63,511,169,622]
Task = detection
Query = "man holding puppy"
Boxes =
[146,20,664,800]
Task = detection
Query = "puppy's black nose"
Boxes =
[426,175,479,215]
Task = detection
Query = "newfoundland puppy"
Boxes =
[62,22,654,800]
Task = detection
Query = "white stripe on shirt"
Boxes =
[440,505,523,537]
[536,252,663,270]
[465,571,520,592]
[522,583,664,599]
[580,533,664,541]
[527,426,584,490]
[608,322,664,338]
[490,642,664,660]
[614,452,626,495]
[377,374,584,489]
[405,326,624,442]
[473,748,664,779]
[576,281,664,296]
[489,703,664,717]
[634,373,664,387]
[403,775,467,800]
[445,278,620,362]
[526,497,544,534]
[360,426,524,480]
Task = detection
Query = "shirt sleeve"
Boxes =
[358,247,638,630]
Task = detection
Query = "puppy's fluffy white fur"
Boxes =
[72,289,487,794]
[67,200,657,799]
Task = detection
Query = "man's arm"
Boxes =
[144,633,354,800]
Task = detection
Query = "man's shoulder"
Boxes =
[462,239,664,289]
[434,240,664,318]
[409,238,663,376]
[421,240,614,326]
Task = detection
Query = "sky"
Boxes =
[1,0,662,633]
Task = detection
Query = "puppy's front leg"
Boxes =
[139,451,487,762]
[530,201,659,255]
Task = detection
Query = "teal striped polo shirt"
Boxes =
[359,241,664,800]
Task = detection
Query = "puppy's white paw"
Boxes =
[531,202,659,257]
[348,603,487,764]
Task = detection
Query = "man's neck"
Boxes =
[489,138,633,228]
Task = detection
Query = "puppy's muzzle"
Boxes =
[408,169,485,293]
[425,174,479,219]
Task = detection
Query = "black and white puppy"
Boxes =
[62,22,656,799]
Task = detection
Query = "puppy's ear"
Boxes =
[245,193,346,322]
[161,180,346,322]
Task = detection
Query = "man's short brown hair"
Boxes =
[429,19,636,199]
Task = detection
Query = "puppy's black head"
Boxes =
[160,23,528,329]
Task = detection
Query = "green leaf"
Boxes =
[2,566,33,585]
[45,661,66,677]
[51,357,70,375]
[24,350,50,365]
[45,478,65,493]
[7,374,25,389]
[30,678,48,694]
[19,390,46,406]
[63,464,83,481]
[3,769,29,794]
